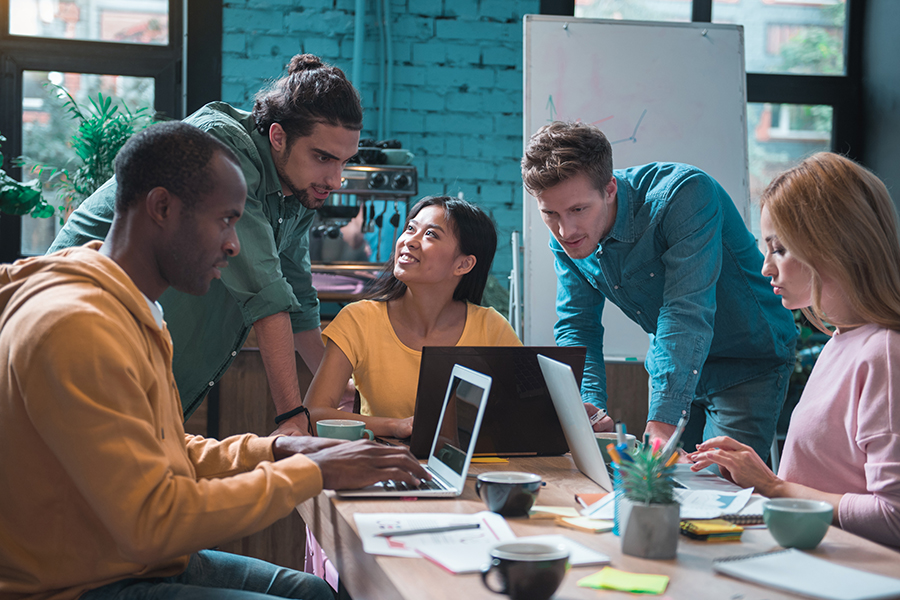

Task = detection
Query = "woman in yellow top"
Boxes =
[305,196,521,438]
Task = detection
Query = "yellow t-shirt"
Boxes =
[323,300,522,418]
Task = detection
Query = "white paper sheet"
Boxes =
[674,487,754,519]
[582,486,754,520]
[414,533,611,574]
[355,511,514,558]
[582,493,616,519]
[671,463,744,492]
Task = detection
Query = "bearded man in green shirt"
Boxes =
[49,54,361,437]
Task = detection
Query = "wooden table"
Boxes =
[297,456,899,600]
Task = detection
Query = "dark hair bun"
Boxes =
[288,54,324,74]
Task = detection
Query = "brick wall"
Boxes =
[222,0,540,289]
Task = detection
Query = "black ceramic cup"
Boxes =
[482,541,569,600]
[475,471,544,517]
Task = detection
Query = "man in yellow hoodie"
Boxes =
[0,121,428,600]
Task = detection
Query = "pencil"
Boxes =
[375,523,481,537]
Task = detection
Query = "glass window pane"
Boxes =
[10,0,169,45]
[713,0,846,75]
[20,71,154,256]
[574,0,691,22]
[747,102,833,239]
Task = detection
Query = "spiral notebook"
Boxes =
[713,549,900,600]
[720,495,765,525]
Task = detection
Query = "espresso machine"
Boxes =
[309,164,418,308]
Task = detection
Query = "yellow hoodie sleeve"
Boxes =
[17,307,322,566]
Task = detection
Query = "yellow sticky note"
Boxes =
[528,506,581,519]
[470,457,509,463]
[558,516,614,533]
[578,566,669,595]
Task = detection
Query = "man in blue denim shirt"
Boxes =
[521,122,796,459]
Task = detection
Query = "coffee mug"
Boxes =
[763,498,833,549]
[482,541,569,600]
[381,148,415,165]
[475,472,544,517]
[316,419,374,441]
[595,432,637,464]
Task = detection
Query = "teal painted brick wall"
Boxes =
[221,0,540,289]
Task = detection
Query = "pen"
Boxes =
[615,421,626,447]
[606,443,622,465]
[664,451,680,468]
[615,442,634,462]
[658,413,689,464]
[375,523,481,537]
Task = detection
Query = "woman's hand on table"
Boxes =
[688,435,782,496]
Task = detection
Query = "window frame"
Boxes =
[541,0,864,156]
[0,0,222,262]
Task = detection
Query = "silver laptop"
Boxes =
[336,364,492,498]
[537,354,612,492]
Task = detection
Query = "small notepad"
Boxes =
[713,549,900,600]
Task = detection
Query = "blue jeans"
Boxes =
[681,358,794,462]
[80,550,335,600]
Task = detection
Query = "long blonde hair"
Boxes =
[760,152,900,334]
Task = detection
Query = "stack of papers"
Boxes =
[354,512,610,574]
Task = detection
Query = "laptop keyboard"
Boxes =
[380,478,443,491]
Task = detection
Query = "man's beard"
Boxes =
[274,156,325,210]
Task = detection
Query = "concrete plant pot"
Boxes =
[620,499,680,559]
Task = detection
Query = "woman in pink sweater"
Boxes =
[688,152,900,547]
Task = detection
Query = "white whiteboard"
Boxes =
[522,16,749,360]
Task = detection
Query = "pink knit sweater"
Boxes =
[779,323,900,547]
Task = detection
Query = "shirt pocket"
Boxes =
[622,254,665,297]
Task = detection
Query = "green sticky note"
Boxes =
[577,566,669,595]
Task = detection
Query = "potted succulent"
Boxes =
[617,440,680,559]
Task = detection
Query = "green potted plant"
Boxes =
[0,134,53,218]
[616,440,680,559]
[20,85,151,223]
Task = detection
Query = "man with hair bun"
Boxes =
[521,121,797,461]
[51,54,362,437]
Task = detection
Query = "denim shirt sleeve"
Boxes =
[551,239,608,410]
[646,173,724,425]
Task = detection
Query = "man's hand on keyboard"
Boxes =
[304,439,431,491]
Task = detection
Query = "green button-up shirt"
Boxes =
[48,102,320,418]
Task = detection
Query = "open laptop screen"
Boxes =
[410,346,586,458]
[433,376,485,475]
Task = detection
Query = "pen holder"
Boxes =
[620,501,680,559]
[612,464,623,536]
[613,440,680,558]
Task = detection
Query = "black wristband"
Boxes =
[274,406,312,434]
